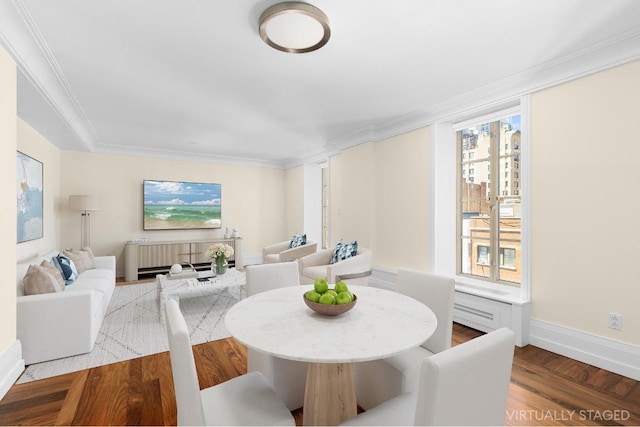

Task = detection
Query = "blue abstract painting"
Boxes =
[17,151,43,243]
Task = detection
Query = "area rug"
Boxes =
[17,274,245,383]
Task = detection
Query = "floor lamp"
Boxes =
[69,195,100,248]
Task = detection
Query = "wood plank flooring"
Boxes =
[1,323,638,426]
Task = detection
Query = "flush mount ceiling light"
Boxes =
[259,2,330,53]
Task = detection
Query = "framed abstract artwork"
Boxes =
[17,151,44,243]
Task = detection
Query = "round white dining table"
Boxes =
[225,284,437,426]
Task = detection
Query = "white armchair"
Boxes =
[354,269,455,410]
[262,240,318,263]
[298,247,372,285]
[342,328,515,426]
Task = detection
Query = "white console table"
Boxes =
[124,237,244,281]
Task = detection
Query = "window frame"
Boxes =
[455,110,524,287]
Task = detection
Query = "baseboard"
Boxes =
[369,267,395,290]
[0,340,25,400]
[530,319,640,381]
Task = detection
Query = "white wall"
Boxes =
[303,163,322,245]
[282,162,323,247]
[329,153,342,248]
[530,59,640,345]
[284,166,304,238]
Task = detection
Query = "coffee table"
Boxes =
[157,268,245,322]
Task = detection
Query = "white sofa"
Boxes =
[16,250,116,364]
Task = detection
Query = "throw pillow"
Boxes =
[23,264,64,295]
[289,233,307,248]
[63,248,96,273]
[81,247,97,269]
[40,259,65,291]
[53,254,79,285]
[330,240,358,264]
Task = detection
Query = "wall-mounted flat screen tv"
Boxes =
[143,180,222,230]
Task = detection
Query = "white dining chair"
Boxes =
[245,261,308,410]
[164,299,295,426]
[343,327,515,426]
[354,269,455,410]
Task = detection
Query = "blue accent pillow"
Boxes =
[289,233,307,248]
[330,240,358,264]
[52,254,79,285]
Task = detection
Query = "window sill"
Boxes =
[454,276,529,305]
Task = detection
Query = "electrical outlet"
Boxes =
[608,313,622,330]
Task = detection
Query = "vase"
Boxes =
[212,258,228,275]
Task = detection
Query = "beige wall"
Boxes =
[531,60,640,345]
[327,127,431,269]
[284,166,304,238]
[373,127,431,269]
[0,45,17,355]
[330,143,375,251]
[58,151,287,273]
[16,120,62,262]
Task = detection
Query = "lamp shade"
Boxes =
[69,195,100,211]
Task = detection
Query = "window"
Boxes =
[500,248,516,269]
[458,114,522,286]
[477,245,490,265]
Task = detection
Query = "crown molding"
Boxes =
[363,26,640,141]
[2,0,639,170]
[94,143,287,169]
[0,0,99,150]
[291,27,640,169]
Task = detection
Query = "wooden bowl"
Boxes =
[303,293,357,316]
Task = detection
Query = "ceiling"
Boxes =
[1,0,640,168]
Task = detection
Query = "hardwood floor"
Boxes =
[1,323,638,426]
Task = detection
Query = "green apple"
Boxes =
[335,281,349,294]
[318,292,336,305]
[336,291,352,305]
[326,289,338,298]
[314,278,328,294]
[305,290,322,303]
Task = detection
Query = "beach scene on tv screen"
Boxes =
[143,180,221,230]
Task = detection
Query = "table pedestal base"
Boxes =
[303,362,357,426]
